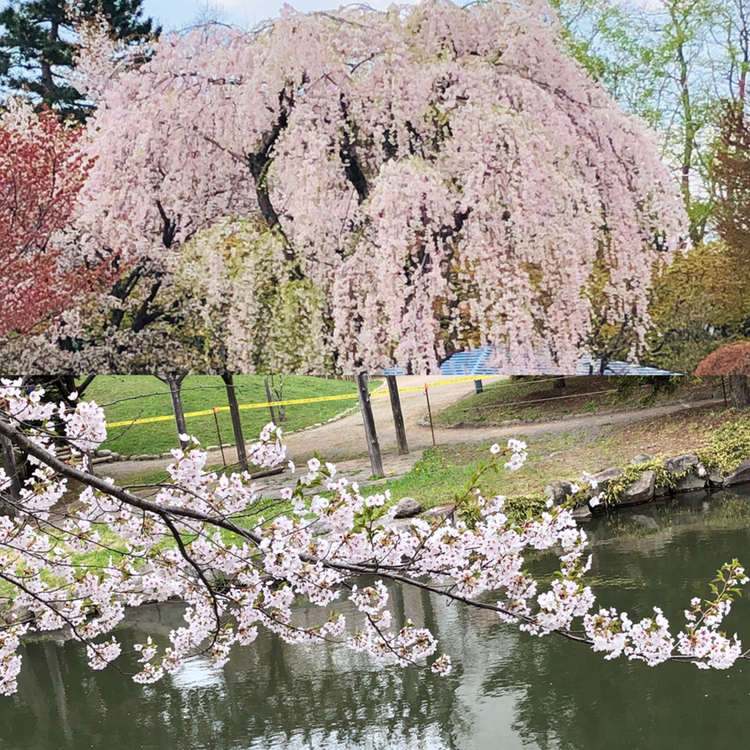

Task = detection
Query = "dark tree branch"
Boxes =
[155,199,178,248]
[338,93,369,203]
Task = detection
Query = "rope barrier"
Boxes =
[106,374,508,428]
[105,373,647,430]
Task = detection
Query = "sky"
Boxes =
[140,0,399,31]
[0,0,664,34]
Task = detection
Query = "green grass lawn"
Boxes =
[434,375,718,426]
[368,434,584,513]
[82,375,380,457]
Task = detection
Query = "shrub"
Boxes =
[699,414,750,474]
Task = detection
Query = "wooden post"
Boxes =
[159,374,188,449]
[270,375,285,422]
[356,373,384,478]
[212,408,227,467]
[386,375,408,455]
[264,377,278,425]
[222,374,248,472]
[424,384,436,446]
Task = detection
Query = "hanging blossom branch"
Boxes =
[0,379,748,697]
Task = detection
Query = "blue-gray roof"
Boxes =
[381,347,680,376]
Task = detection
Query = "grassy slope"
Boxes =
[85,375,379,457]
[434,376,718,426]
[376,403,742,510]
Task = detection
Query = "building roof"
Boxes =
[381,347,680,376]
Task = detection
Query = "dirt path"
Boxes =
[104,376,721,490]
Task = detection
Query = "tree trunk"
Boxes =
[222,374,248,472]
[71,375,96,400]
[39,20,59,100]
[668,3,704,245]
[54,374,95,404]
[553,377,566,389]
[729,375,750,408]
[0,418,20,516]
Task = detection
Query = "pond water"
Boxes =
[5,488,750,750]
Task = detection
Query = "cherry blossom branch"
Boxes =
[0,419,265,545]
[3,382,750,696]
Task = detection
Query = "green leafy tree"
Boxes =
[550,0,660,120]
[0,0,159,120]
[553,0,737,244]
[644,240,750,372]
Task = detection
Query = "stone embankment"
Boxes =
[545,454,750,520]
[385,453,750,530]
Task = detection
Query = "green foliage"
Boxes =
[438,458,550,528]
[551,0,659,123]
[583,241,640,366]
[503,493,549,522]
[645,241,750,373]
[613,376,683,404]
[698,412,750,474]
[174,217,331,374]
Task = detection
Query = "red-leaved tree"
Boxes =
[694,344,750,407]
[0,103,104,340]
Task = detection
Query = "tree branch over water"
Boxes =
[0,382,747,697]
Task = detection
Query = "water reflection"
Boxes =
[4,487,750,750]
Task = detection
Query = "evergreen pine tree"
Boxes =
[0,0,159,121]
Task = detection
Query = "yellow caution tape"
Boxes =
[106,394,360,427]
[106,374,506,429]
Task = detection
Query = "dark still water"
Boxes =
[5,488,750,750]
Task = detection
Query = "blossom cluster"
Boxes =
[0,384,747,697]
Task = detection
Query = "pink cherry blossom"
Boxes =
[7,1,687,374]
